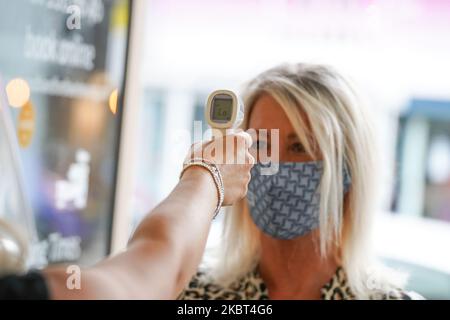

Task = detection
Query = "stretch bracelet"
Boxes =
[190,157,224,191]
[180,159,224,219]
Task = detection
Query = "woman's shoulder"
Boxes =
[322,267,425,300]
[178,269,268,300]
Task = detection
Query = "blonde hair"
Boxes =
[211,63,406,299]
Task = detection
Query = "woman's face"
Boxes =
[248,94,317,163]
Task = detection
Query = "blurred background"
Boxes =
[131,0,450,299]
[0,0,449,299]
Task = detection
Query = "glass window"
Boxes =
[0,0,130,267]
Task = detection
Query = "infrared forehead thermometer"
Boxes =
[205,89,244,137]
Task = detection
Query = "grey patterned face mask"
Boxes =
[247,161,351,239]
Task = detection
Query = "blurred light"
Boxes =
[17,101,35,148]
[111,0,129,30]
[109,89,118,115]
[427,135,450,184]
[6,78,30,108]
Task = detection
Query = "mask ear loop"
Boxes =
[0,218,28,275]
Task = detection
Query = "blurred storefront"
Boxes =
[0,0,131,266]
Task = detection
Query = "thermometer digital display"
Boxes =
[205,90,244,136]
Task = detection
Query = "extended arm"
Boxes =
[43,133,253,299]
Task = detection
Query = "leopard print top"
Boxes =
[179,267,421,300]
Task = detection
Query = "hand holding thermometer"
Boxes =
[205,90,244,138]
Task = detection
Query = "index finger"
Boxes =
[235,131,253,148]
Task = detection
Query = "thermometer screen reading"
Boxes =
[212,97,233,122]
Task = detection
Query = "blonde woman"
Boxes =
[180,63,422,300]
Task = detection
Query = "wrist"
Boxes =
[180,165,213,184]
[182,166,218,219]
[180,160,224,219]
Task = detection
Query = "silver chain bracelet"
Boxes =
[180,158,224,219]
